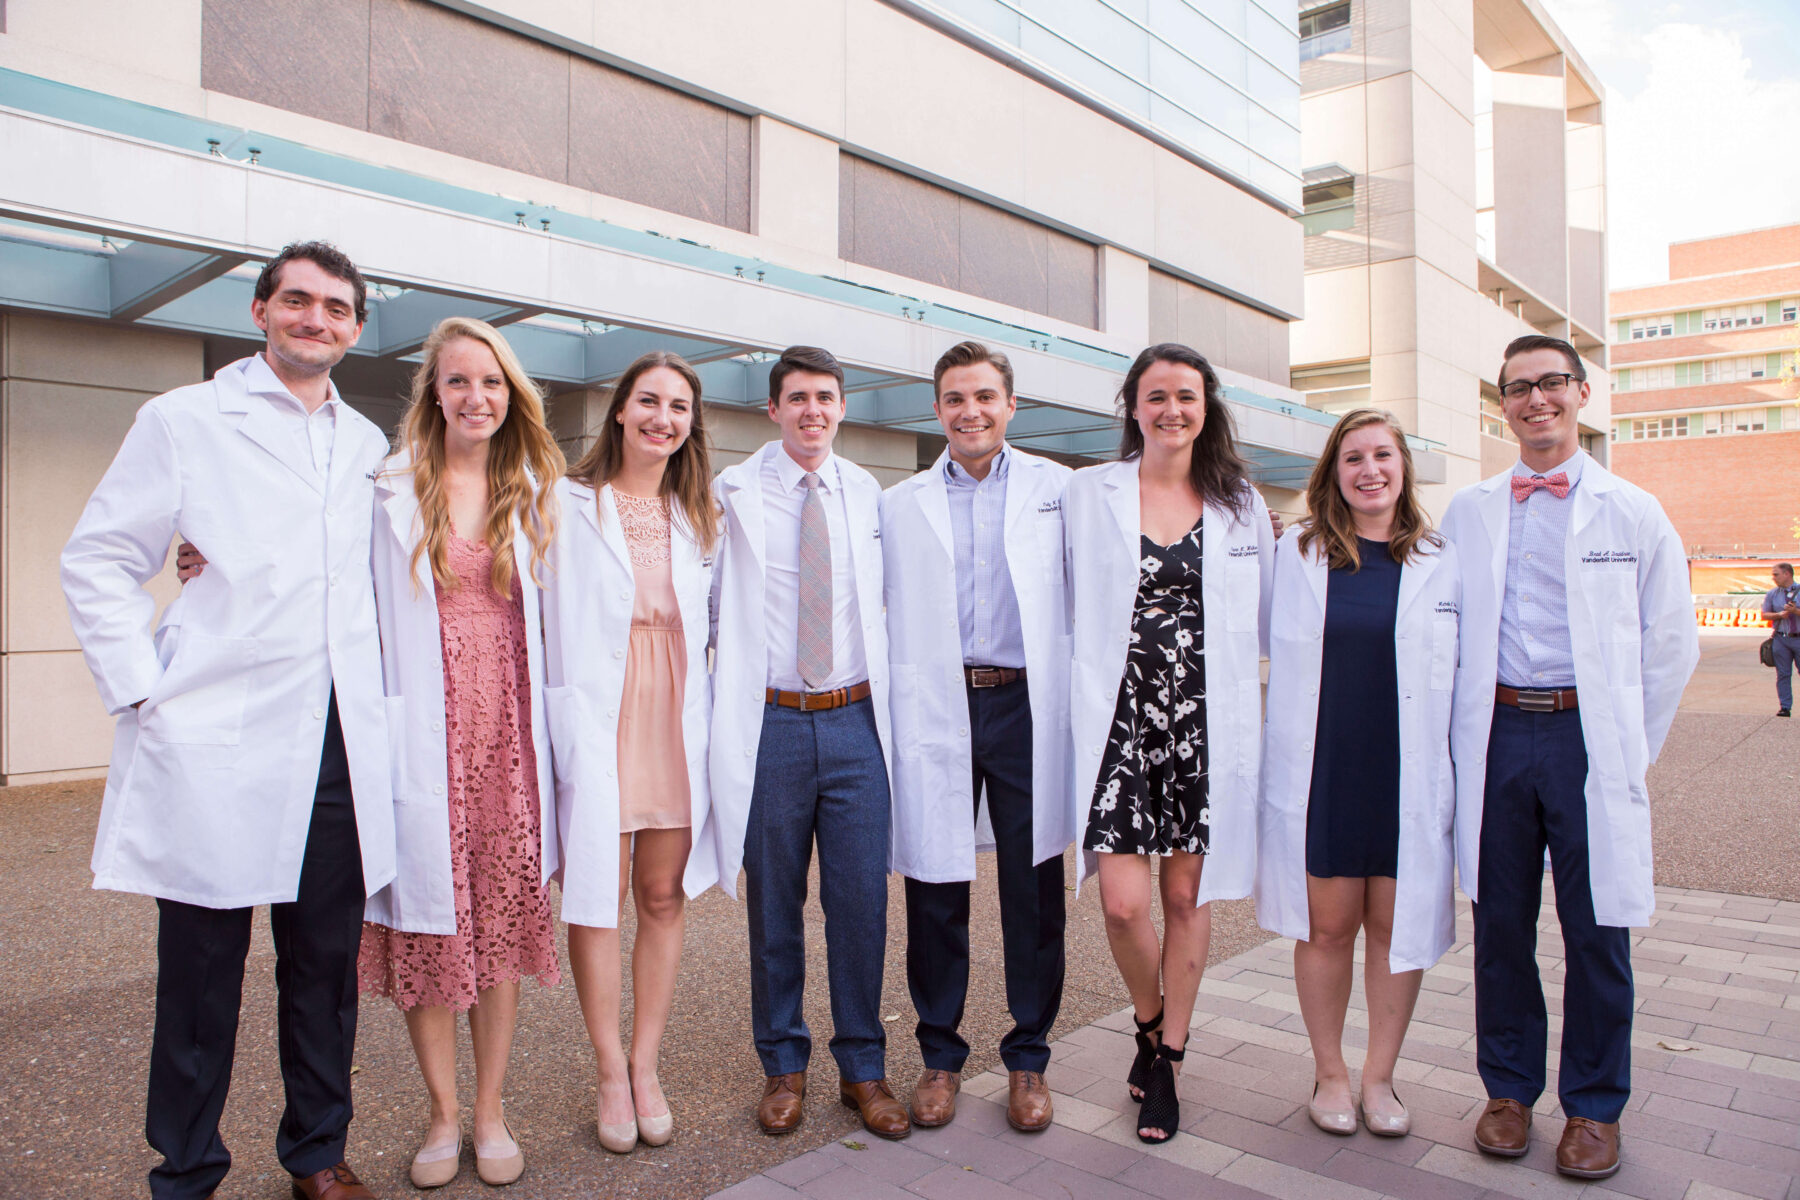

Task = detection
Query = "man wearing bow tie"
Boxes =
[1441,336,1697,1182]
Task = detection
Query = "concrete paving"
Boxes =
[1,635,1793,1199]
[720,882,1800,1200]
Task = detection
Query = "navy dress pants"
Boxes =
[146,694,365,1200]
[744,697,892,1082]
[1472,703,1634,1123]
[904,678,1066,1074]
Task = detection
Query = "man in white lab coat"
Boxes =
[706,345,909,1140]
[61,243,394,1200]
[882,341,1072,1133]
[1442,334,1698,1181]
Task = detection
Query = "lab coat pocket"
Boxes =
[1225,558,1259,633]
[383,695,411,803]
[139,633,257,746]
[542,685,585,801]
[1430,618,1457,692]
[888,664,924,756]
[1591,568,1640,643]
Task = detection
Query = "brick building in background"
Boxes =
[1609,224,1800,622]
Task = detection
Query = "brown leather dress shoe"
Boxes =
[840,1078,912,1140]
[757,1071,807,1134]
[1474,1098,1532,1158]
[911,1068,960,1127]
[1006,1070,1053,1132]
[1556,1117,1621,1179]
[290,1161,377,1200]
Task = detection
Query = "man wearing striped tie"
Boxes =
[707,345,911,1140]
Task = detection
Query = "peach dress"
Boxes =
[358,534,560,1011]
[614,492,692,831]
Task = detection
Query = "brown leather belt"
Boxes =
[766,680,872,711]
[965,666,1026,688]
[1496,684,1578,713]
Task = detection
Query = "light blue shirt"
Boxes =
[1765,584,1800,636]
[946,447,1026,669]
[1497,451,1584,688]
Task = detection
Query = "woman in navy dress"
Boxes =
[1255,408,1460,1141]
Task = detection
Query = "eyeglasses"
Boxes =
[1499,373,1579,402]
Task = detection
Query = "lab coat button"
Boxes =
[959,728,968,738]
[432,720,443,732]
[613,649,624,659]
[608,708,618,719]
[433,784,445,796]
[313,708,326,719]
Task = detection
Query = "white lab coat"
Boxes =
[541,478,718,927]
[1064,457,1274,901]
[61,355,394,908]
[1253,529,1461,972]
[882,447,1075,882]
[705,441,893,899]
[361,454,558,935]
[1442,454,1699,928]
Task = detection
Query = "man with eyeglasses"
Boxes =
[1441,335,1697,1181]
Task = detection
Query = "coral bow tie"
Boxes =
[1511,472,1570,502]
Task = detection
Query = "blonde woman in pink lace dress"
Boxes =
[541,351,721,1153]
[359,318,565,1188]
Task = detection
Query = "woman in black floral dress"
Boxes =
[1087,523,1210,855]
[1064,343,1275,1145]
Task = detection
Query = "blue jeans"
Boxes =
[744,698,891,1081]
[1472,703,1633,1123]
[1773,633,1799,710]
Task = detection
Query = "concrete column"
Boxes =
[1099,246,1151,345]
[750,115,840,262]
[1565,103,1607,340]
[1491,54,1569,309]
[2,313,203,782]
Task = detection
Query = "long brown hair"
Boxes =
[390,317,564,596]
[1118,342,1253,520]
[1297,408,1441,571]
[568,350,720,553]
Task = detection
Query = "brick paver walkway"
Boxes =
[712,882,1800,1200]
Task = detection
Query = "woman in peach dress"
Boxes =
[540,350,720,1153]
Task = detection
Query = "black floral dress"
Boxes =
[1084,517,1209,856]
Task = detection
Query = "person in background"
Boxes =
[63,241,394,1200]
[1443,334,1698,1181]
[1761,562,1798,716]
[1063,343,1274,1144]
[882,341,1072,1134]
[542,351,720,1154]
[1255,408,1459,1141]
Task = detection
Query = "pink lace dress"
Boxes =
[615,492,691,831]
[359,534,560,1011]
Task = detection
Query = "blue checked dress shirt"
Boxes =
[946,447,1026,669]
[1496,452,1583,688]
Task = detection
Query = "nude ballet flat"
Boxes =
[1362,1087,1411,1138]
[474,1118,524,1186]
[1308,1083,1357,1135]
[408,1132,462,1189]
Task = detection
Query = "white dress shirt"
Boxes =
[761,447,868,691]
[244,352,340,482]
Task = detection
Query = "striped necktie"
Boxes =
[798,471,833,688]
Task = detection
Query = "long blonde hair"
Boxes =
[568,350,720,553]
[1296,408,1441,571]
[391,317,565,596]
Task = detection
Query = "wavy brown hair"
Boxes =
[1118,342,1253,520]
[1297,408,1441,571]
[568,350,720,553]
[389,317,564,596]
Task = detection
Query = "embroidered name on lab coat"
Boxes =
[1581,550,1638,565]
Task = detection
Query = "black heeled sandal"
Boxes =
[1127,1005,1164,1103]
[1137,1042,1185,1144]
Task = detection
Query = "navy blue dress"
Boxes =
[1305,537,1402,879]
